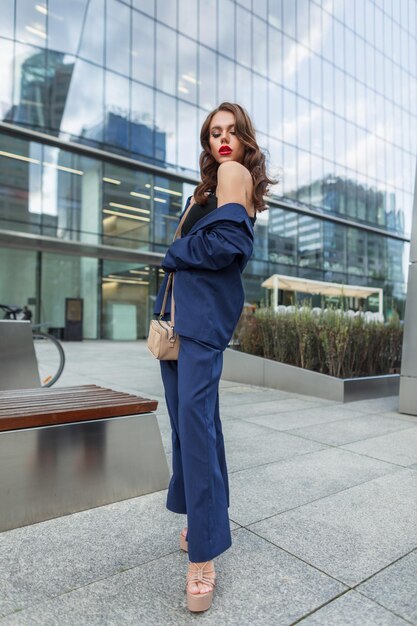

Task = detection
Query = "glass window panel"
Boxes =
[152,175,183,247]
[282,34,296,92]
[12,44,48,128]
[296,96,311,152]
[355,81,366,128]
[178,35,197,103]
[311,105,323,156]
[268,83,283,142]
[297,149,311,204]
[236,65,252,111]
[178,0,197,39]
[178,101,198,173]
[334,67,345,118]
[309,2,322,55]
[60,60,104,142]
[298,215,323,269]
[154,91,176,166]
[219,56,235,104]
[323,222,346,272]
[268,27,282,85]
[253,0,267,20]
[365,86,376,131]
[253,75,267,134]
[283,89,296,146]
[0,0,14,38]
[267,137,283,197]
[310,54,322,105]
[384,13,393,59]
[365,43,375,90]
[309,155,324,209]
[322,15,333,62]
[296,0,310,42]
[198,0,217,50]
[102,162,151,250]
[218,0,235,59]
[16,0,47,45]
[333,20,344,69]
[41,253,99,338]
[104,71,130,150]
[367,232,386,279]
[344,28,355,76]
[78,0,105,66]
[347,228,366,276]
[344,74,356,123]
[253,15,267,76]
[156,0,177,29]
[334,116,346,166]
[268,3,282,29]
[45,53,76,132]
[131,81,154,159]
[47,0,88,56]
[0,39,14,120]
[132,0,154,17]
[375,50,385,95]
[0,133,42,234]
[344,0,355,30]
[156,23,176,94]
[268,208,298,265]
[105,0,130,76]
[102,256,150,339]
[199,45,217,110]
[282,0,296,38]
[296,44,310,101]
[132,11,154,86]
[345,122,357,172]
[374,5,383,51]
[283,143,297,198]
[354,0,365,38]
[236,6,251,68]
[0,249,37,319]
[355,35,366,84]
[41,146,101,244]
[322,60,334,111]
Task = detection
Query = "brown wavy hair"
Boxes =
[193,102,278,212]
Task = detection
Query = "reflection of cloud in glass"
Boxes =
[283,1,332,79]
[60,60,103,139]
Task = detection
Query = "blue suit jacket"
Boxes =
[153,196,254,350]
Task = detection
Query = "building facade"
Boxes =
[0,0,415,339]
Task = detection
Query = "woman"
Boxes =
[154,102,276,612]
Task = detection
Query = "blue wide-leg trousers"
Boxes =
[160,335,232,562]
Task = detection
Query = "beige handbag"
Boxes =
[147,199,194,360]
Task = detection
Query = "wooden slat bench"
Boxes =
[0,385,170,532]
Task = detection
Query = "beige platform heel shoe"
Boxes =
[185,561,216,612]
[179,528,188,552]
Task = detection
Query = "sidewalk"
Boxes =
[1,340,417,625]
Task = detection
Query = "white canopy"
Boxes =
[261,274,384,316]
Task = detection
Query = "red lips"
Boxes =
[219,146,232,155]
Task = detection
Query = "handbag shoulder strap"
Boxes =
[159,196,195,319]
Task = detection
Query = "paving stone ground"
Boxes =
[1,340,417,625]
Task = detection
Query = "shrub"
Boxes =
[234,307,402,378]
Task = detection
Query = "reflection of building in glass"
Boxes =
[6,51,73,132]
[0,0,415,335]
[80,112,166,164]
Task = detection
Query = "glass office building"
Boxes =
[0,0,415,338]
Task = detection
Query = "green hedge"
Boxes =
[234,308,403,378]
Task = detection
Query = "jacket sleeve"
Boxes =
[161,220,253,272]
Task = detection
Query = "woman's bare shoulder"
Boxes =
[216,162,254,217]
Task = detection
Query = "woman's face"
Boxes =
[208,110,246,165]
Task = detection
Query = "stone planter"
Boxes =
[222,348,400,403]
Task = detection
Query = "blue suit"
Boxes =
[156,198,254,562]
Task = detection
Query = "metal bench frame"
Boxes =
[0,386,169,532]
